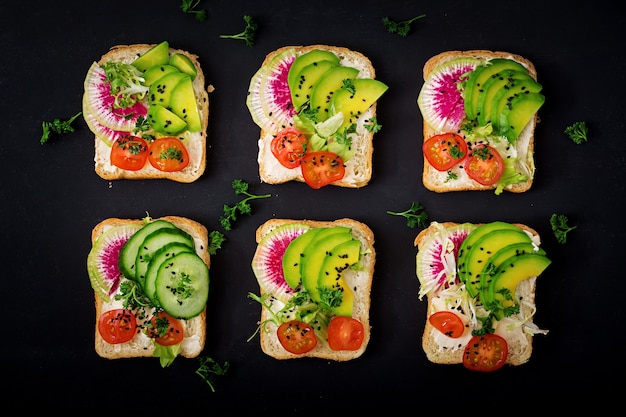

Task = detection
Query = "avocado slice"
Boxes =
[291,60,338,112]
[490,79,542,132]
[497,92,545,142]
[147,104,188,134]
[317,239,361,316]
[282,228,324,289]
[475,69,535,126]
[132,41,170,71]
[148,72,189,107]
[169,76,202,132]
[169,53,197,79]
[142,64,181,87]
[287,49,340,97]
[300,229,353,302]
[488,253,551,315]
[464,58,528,121]
[309,66,360,122]
[330,78,388,132]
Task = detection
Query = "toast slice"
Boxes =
[414,221,548,367]
[253,218,376,360]
[249,45,384,188]
[91,216,209,360]
[418,50,542,193]
[83,43,210,183]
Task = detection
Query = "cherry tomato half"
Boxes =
[277,320,318,354]
[328,316,365,351]
[464,144,504,186]
[271,128,308,169]
[98,309,137,344]
[146,311,185,346]
[428,311,465,338]
[423,133,468,171]
[463,333,508,372]
[110,135,149,171]
[148,137,190,172]
[301,151,346,189]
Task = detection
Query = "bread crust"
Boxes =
[255,45,379,188]
[91,216,209,360]
[414,222,542,366]
[86,44,210,183]
[253,218,376,361]
[420,50,540,193]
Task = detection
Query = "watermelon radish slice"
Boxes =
[417,57,481,132]
[83,61,147,132]
[251,222,310,303]
[87,223,142,302]
[416,222,476,299]
[246,48,297,134]
[82,95,128,146]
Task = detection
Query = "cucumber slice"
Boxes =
[143,242,194,305]
[134,228,194,288]
[155,251,209,319]
[118,219,177,280]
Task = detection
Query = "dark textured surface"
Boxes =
[1,0,623,409]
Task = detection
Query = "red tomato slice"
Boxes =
[271,128,308,169]
[277,320,318,354]
[147,311,185,346]
[463,333,508,372]
[328,316,365,351]
[98,309,137,344]
[148,137,190,172]
[110,135,149,171]
[464,144,504,186]
[301,151,345,189]
[428,311,465,338]
[423,133,468,171]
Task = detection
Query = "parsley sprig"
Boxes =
[220,179,271,231]
[387,201,429,228]
[180,0,207,21]
[550,213,577,244]
[220,15,258,47]
[564,121,589,144]
[40,112,82,144]
[196,356,230,392]
[382,14,426,37]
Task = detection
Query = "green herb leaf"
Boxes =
[220,15,257,47]
[40,112,82,144]
[564,121,589,144]
[208,231,226,255]
[550,213,577,244]
[219,179,271,231]
[382,14,426,37]
[387,201,429,228]
[180,0,207,21]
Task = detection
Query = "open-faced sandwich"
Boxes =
[417,50,545,194]
[249,218,376,360]
[414,221,551,371]
[87,215,210,367]
[246,45,388,189]
[82,41,211,182]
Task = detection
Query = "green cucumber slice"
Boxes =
[155,251,209,319]
[134,228,194,289]
[143,242,194,305]
[118,219,177,280]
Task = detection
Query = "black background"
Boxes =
[2,0,624,409]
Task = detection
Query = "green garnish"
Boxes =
[564,121,589,144]
[364,117,382,133]
[40,112,82,144]
[220,179,271,231]
[196,356,230,392]
[101,62,149,108]
[386,201,429,228]
[550,213,577,244]
[382,14,426,37]
[445,170,458,182]
[180,0,207,21]
[208,230,226,255]
[220,15,257,47]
